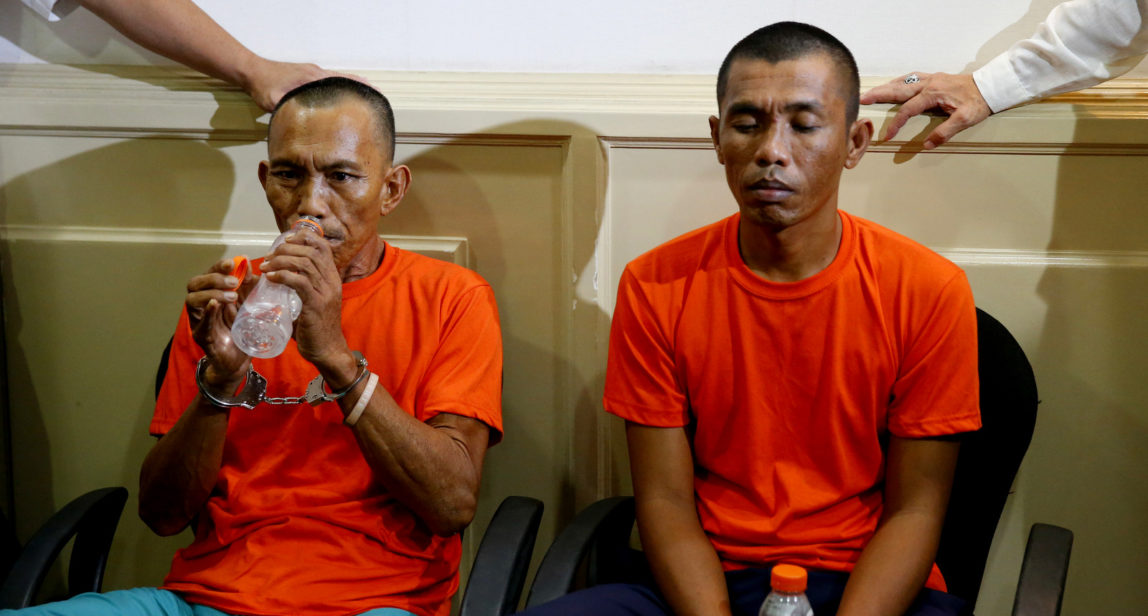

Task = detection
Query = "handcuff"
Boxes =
[196,351,369,410]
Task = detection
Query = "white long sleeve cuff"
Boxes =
[972,0,1148,113]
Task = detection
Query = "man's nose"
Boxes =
[295,177,331,218]
[755,125,791,167]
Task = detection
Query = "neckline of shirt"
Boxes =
[724,210,855,300]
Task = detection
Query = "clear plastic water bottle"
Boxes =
[231,216,323,358]
[759,564,813,616]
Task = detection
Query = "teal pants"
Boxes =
[0,588,417,616]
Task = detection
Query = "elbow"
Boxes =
[137,478,193,537]
[424,491,478,537]
[138,500,189,537]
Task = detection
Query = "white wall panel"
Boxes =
[1,65,1146,615]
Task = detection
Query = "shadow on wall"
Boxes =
[1021,111,1148,615]
[0,2,166,70]
[967,5,1148,611]
[0,137,237,597]
[382,119,613,592]
[960,0,1066,73]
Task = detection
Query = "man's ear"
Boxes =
[258,161,270,190]
[709,115,725,165]
[844,118,873,169]
[379,164,412,217]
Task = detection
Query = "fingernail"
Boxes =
[223,291,238,301]
[224,276,239,287]
[923,141,936,150]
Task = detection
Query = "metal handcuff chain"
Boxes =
[196,351,368,409]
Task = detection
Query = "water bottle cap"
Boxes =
[770,564,807,593]
[228,256,250,290]
[293,216,324,237]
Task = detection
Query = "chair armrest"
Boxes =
[1011,523,1073,616]
[459,496,544,616]
[0,487,128,609]
[525,496,635,609]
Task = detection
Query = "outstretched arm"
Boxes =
[836,436,960,616]
[861,0,1148,148]
[628,422,732,616]
[76,0,345,111]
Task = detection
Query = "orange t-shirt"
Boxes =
[152,244,503,616]
[603,211,980,591]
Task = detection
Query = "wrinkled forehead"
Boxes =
[721,54,849,114]
[268,97,388,158]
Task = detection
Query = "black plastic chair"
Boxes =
[460,495,545,616]
[525,309,1073,616]
[0,487,128,609]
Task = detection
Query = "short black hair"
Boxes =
[270,76,396,159]
[716,22,860,125]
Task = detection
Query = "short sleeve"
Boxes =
[888,272,982,438]
[418,284,504,443]
[152,307,204,436]
[22,0,79,22]
[602,267,689,427]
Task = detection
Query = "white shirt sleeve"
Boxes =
[21,0,80,22]
[973,0,1148,113]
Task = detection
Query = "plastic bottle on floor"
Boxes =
[759,564,813,616]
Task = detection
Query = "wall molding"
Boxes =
[937,248,1148,269]
[600,136,1148,156]
[3,64,1148,142]
[0,225,470,267]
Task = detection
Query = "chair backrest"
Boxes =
[936,309,1038,605]
[458,495,544,616]
[0,486,128,608]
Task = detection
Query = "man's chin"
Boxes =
[739,203,802,230]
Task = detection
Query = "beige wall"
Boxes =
[1,65,1146,614]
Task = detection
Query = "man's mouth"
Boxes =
[748,178,794,201]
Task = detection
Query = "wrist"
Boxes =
[232,52,267,96]
[202,360,245,393]
[316,348,361,391]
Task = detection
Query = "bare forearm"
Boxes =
[837,509,946,616]
[77,0,260,88]
[637,496,732,616]
[338,377,484,536]
[138,395,229,536]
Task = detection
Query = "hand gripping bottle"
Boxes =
[759,564,813,616]
[230,216,323,358]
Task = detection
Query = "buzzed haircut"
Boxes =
[271,76,397,159]
[717,21,860,125]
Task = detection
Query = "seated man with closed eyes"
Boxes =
[519,22,980,616]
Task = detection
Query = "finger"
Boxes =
[860,72,931,105]
[191,298,221,342]
[187,289,239,318]
[882,91,939,141]
[264,233,333,273]
[334,71,370,87]
[187,272,242,294]
[923,115,972,150]
[860,81,911,105]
